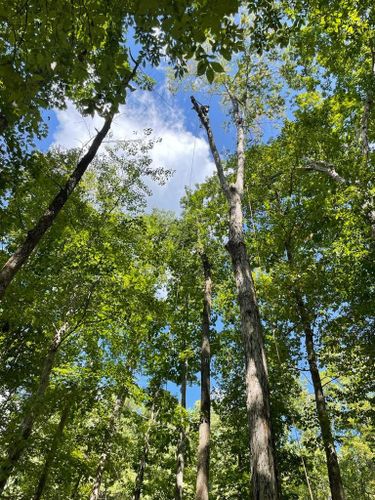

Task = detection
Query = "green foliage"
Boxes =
[0,2,374,498]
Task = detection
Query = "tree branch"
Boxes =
[190,96,230,200]
[301,160,348,184]
[229,94,246,195]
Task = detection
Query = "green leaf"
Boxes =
[197,59,207,77]
[211,61,225,73]
[206,66,215,83]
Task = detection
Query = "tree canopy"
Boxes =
[0,1,374,499]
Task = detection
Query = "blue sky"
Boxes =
[38,56,282,214]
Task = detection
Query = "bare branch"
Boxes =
[229,94,246,195]
[301,160,348,184]
[190,96,230,200]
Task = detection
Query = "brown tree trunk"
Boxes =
[191,96,279,499]
[0,115,112,301]
[195,252,212,500]
[90,393,125,500]
[0,324,65,494]
[133,398,158,500]
[286,247,345,500]
[175,360,188,499]
[33,399,71,500]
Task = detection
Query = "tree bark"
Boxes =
[191,96,279,499]
[297,297,345,500]
[90,393,125,500]
[33,399,71,500]
[195,252,212,500]
[0,324,65,494]
[286,247,345,500]
[175,359,188,499]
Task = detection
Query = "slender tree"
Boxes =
[191,94,279,499]
[195,251,212,500]
[0,322,67,494]
[175,358,188,499]
[133,390,160,500]
[0,62,139,301]
[285,244,345,500]
[90,392,126,500]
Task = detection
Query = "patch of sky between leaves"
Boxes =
[41,88,215,215]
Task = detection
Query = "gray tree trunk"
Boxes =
[195,252,212,500]
[191,96,279,499]
[133,397,158,500]
[0,61,140,301]
[297,296,345,500]
[0,116,113,301]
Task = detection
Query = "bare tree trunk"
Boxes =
[195,252,212,500]
[133,398,158,500]
[301,454,314,500]
[272,328,314,500]
[286,247,345,500]
[0,324,65,494]
[90,393,125,500]
[175,360,188,499]
[191,96,279,499]
[33,399,71,500]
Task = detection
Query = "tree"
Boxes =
[190,60,281,496]
[195,251,212,500]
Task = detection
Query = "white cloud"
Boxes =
[52,91,215,213]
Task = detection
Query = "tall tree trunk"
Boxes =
[175,359,188,499]
[195,252,212,500]
[286,247,345,500]
[0,116,112,301]
[33,399,71,500]
[90,393,125,500]
[191,96,279,499]
[0,324,65,494]
[0,61,140,301]
[133,398,158,500]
